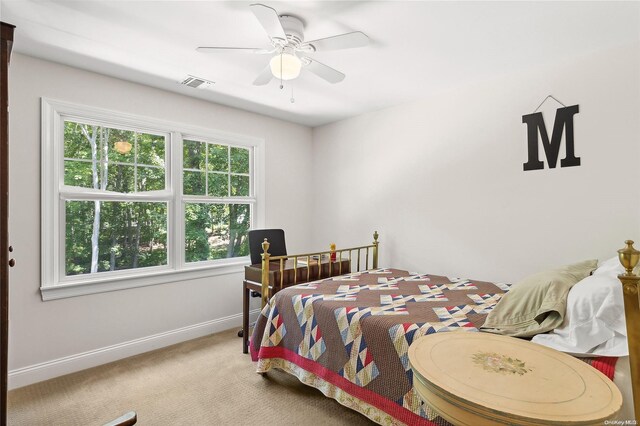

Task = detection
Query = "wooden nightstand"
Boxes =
[408,332,622,425]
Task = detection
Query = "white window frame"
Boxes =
[41,98,265,301]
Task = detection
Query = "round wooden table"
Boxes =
[408,332,622,426]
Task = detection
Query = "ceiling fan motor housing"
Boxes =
[279,15,304,45]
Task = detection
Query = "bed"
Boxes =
[249,234,638,424]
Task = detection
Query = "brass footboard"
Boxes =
[617,240,640,419]
[259,231,380,307]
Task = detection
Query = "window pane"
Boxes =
[208,172,228,197]
[64,160,94,187]
[137,133,165,167]
[108,128,136,164]
[184,171,206,195]
[65,201,168,276]
[184,203,250,262]
[230,147,249,174]
[64,121,93,160]
[183,140,206,170]
[230,174,249,197]
[64,122,119,189]
[64,121,167,193]
[106,164,135,193]
[208,144,228,172]
[138,166,165,192]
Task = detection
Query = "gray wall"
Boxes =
[8,54,314,387]
[311,42,640,283]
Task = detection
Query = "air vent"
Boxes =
[180,75,214,89]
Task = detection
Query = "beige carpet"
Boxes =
[8,328,376,425]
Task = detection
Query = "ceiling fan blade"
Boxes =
[304,31,369,52]
[197,47,271,54]
[253,65,273,86]
[250,3,287,42]
[303,58,345,84]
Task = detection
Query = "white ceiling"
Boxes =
[1,1,638,127]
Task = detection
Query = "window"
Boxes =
[41,99,264,300]
[63,121,169,276]
[182,139,251,262]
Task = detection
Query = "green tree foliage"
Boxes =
[65,201,168,275]
[182,139,251,262]
[63,122,252,276]
[184,203,250,262]
[64,121,168,275]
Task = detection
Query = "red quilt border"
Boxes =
[258,346,437,426]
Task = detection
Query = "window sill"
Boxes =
[40,259,248,301]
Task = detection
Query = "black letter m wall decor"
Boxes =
[522,104,580,171]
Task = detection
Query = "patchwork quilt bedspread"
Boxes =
[250,268,511,425]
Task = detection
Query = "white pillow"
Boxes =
[593,255,640,276]
[532,258,627,356]
[592,256,624,276]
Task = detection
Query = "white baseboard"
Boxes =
[8,308,262,390]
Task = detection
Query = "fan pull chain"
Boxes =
[290,85,295,103]
[279,53,284,89]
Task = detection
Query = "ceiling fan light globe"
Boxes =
[269,53,302,80]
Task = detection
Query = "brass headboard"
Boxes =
[617,240,640,419]
[258,231,380,307]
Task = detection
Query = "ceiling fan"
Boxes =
[196,3,370,86]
